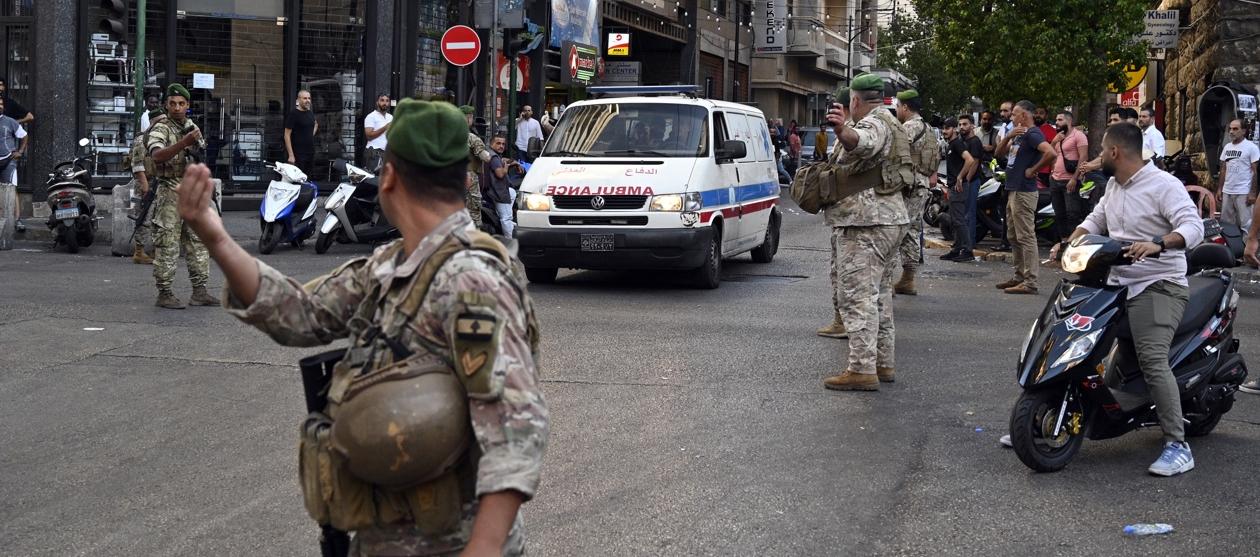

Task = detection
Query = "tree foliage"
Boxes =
[877,8,974,120]
[913,0,1149,110]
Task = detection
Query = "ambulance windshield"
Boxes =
[543,103,709,158]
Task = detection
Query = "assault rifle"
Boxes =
[128,183,156,245]
[298,349,351,557]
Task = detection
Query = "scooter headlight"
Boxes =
[1061,243,1102,274]
[1052,330,1103,369]
[521,193,552,212]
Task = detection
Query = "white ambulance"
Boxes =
[514,86,782,289]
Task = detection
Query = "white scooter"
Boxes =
[315,161,396,254]
[259,161,320,254]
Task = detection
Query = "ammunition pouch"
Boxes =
[790,164,883,214]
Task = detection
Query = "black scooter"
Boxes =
[45,138,100,253]
[1202,217,1244,265]
[1009,235,1248,472]
[315,160,397,254]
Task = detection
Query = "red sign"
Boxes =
[496,53,531,92]
[1119,87,1141,107]
[441,25,481,67]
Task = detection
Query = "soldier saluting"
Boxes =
[174,100,548,556]
[148,83,217,309]
[820,74,910,391]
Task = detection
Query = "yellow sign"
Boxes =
[1108,63,1148,94]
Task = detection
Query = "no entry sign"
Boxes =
[441,25,481,67]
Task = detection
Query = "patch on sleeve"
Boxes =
[452,308,503,399]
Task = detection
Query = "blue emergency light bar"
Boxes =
[587,85,700,98]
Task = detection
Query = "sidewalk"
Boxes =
[12,209,267,248]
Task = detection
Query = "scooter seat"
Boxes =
[1115,275,1224,340]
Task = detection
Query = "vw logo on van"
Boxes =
[590,195,606,210]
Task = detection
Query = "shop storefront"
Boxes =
[0,1,33,183]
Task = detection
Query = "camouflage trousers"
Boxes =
[127,180,152,250]
[152,187,210,291]
[466,172,483,227]
[832,225,901,374]
[898,188,929,271]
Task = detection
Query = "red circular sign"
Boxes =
[441,25,481,67]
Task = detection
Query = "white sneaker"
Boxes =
[1148,441,1194,477]
[999,434,1012,448]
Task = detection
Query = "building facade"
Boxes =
[11,0,752,198]
[750,0,879,126]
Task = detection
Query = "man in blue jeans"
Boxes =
[485,134,519,237]
[940,116,983,261]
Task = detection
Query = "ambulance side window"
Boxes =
[713,111,730,152]
[745,115,772,162]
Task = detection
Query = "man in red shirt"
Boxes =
[1034,106,1057,189]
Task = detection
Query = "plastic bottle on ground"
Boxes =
[1122,523,1174,537]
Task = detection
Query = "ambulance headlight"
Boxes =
[650,192,701,212]
[521,193,551,212]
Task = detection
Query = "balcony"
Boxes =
[786,17,827,57]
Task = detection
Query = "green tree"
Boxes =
[877,8,973,120]
[914,0,1148,153]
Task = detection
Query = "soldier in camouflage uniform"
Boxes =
[820,74,909,391]
[893,90,937,295]
[463,105,489,228]
[174,100,547,556]
[147,84,218,309]
[125,108,164,265]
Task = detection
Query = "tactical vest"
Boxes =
[298,230,540,536]
[122,115,166,178]
[870,109,918,196]
[908,122,940,185]
[150,119,203,180]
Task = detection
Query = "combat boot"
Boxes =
[132,245,153,265]
[893,267,917,296]
[823,370,879,391]
[876,366,896,383]
[816,315,847,339]
[188,286,221,307]
[156,290,186,309]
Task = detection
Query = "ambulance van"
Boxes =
[514,86,782,289]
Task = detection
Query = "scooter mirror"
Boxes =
[78,138,91,147]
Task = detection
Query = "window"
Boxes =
[545,103,709,157]
[710,0,727,19]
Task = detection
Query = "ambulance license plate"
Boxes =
[580,234,614,252]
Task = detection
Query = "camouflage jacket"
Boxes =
[823,109,909,228]
[225,211,548,556]
[145,116,204,187]
[468,132,492,174]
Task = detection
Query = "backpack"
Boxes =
[871,109,918,196]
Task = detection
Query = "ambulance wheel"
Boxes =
[525,267,557,284]
[750,211,780,263]
[692,228,722,289]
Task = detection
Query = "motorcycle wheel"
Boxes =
[1185,411,1223,437]
[259,222,281,254]
[315,229,335,254]
[63,228,79,254]
[1010,388,1086,473]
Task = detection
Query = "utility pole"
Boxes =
[732,2,740,101]
[135,0,146,130]
[846,14,852,84]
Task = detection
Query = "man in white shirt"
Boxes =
[363,94,392,172]
[1219,119,1260,234]
[1139,107,1166,160]
[514,105,544,162]
[138,95,160,131]
[0,97,28,184]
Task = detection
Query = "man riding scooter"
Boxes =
[1001,123,1204,477]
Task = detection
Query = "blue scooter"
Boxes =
[259,162,320,254]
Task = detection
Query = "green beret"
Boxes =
[834,87,851,108]
[850,73,884,92]
[166,83,190,100]
[458,105,475,115]
[896,89,920,101]
[386,99,467,168]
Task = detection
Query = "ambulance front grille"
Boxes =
[552,195,648,210]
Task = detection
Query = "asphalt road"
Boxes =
[2,192,1258,556]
